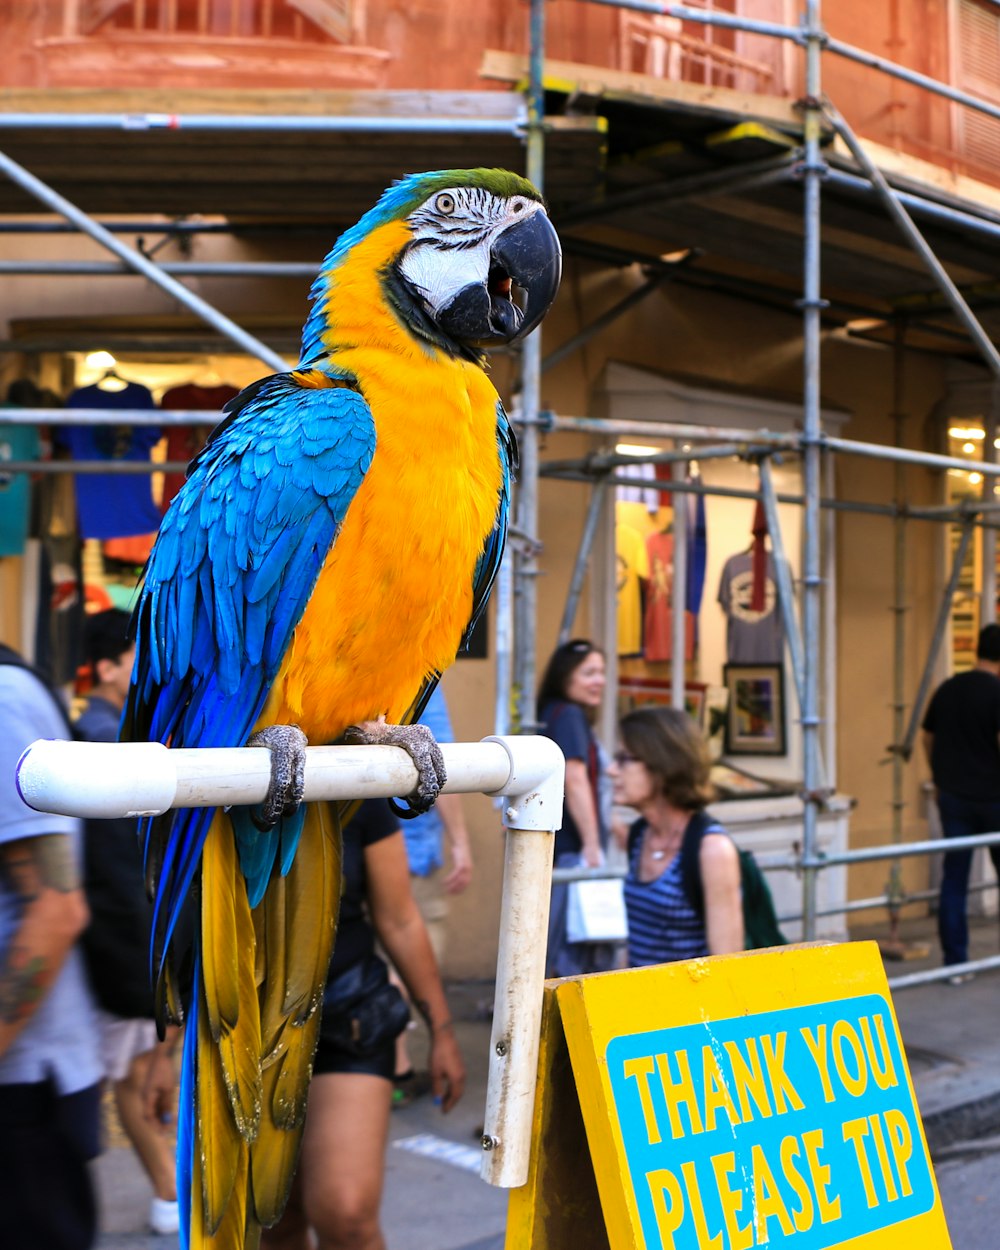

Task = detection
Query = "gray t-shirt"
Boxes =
[0,664,102,1092]
[717,550,786,665]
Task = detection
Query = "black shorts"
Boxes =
[312,1029,396,1078]
[313,954,408,1080]
[0,1079,101,1250]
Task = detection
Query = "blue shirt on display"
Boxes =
[62,382,162,539]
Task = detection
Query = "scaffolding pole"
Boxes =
[583,0,803,44]
[558,477,609,644]
[511,0,547,734]
[898,523,976,761]
[758,457,806,713]
[0,148,287,372]
[540,464,1000,528]
[0,113,525,135]
[884,326,910,957]
[824,104,1000,380]
[799,0,826,938]
[670,459,688,710]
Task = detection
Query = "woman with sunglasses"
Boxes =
[611,705,743,965]
[537,638,617,978]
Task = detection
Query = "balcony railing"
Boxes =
[65,0,364,44]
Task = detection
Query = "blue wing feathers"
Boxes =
[124,378,376,975]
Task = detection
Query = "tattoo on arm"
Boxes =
[0,835,80,899]
[0,836,81,1029]
[0,952,47,1026]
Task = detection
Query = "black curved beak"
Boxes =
[438,210,562,347]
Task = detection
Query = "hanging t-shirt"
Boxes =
[717,549,785,664]
[685,485,708,620]
[0,419,40,556]
[617,522,649,657]
[159,383,239,513]
[62,383,161,540]
[643,529,695,663]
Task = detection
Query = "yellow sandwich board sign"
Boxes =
[508,941,950,1250]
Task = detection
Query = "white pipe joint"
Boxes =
[482,733,565,831]
[17,740,184,818]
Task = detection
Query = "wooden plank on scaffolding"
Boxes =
[480,50,816,137]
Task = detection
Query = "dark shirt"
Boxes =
[76,695,156,1019]
[538,699,603,859]
[923,668,1000,800]
[327,799,399,980]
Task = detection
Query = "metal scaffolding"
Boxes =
[3,0,1000,979]
[540,0,1000,972]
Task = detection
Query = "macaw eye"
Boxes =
[511,200,525,214]
[435,193,456,215]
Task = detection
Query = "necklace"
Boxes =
[645,825,684,862]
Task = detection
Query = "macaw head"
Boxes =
[301,168,561,363]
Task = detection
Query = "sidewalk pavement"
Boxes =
[94,915,1000,1250]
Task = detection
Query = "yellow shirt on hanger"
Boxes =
[616,522,649,656]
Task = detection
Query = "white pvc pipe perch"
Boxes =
[16,734,563,1190]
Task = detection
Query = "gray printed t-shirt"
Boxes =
[0,664,102,1092]
[717,550,786,665]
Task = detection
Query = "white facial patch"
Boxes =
[398,186,543,315]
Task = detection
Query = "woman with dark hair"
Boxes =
[612,706,743,965]
[537,638,615,977]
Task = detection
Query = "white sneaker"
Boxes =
[149,1197,180,1235]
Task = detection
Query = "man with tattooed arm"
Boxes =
[0,643,103,1250]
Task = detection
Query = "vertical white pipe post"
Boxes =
[480,734,564,1188]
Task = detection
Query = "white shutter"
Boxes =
[956,0,1000,171]
[285,0,363,42]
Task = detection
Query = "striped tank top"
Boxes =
[624,819,709,967]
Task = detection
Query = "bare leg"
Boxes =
[113,1050,177,1202]
[264,1072,392,1250]
[260,1171,312,1250]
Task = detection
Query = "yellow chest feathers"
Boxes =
[276,359,504,738]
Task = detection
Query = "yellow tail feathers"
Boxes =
[192,802,342,1246]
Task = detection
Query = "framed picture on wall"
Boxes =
[723,664,786,756]
[617,676,707,728]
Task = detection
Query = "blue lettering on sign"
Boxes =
[606,995,934,1249]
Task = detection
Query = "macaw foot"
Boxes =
[344,718,447,817]
[248,724,308,830]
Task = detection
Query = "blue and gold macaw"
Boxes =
[122,169,560,1249]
